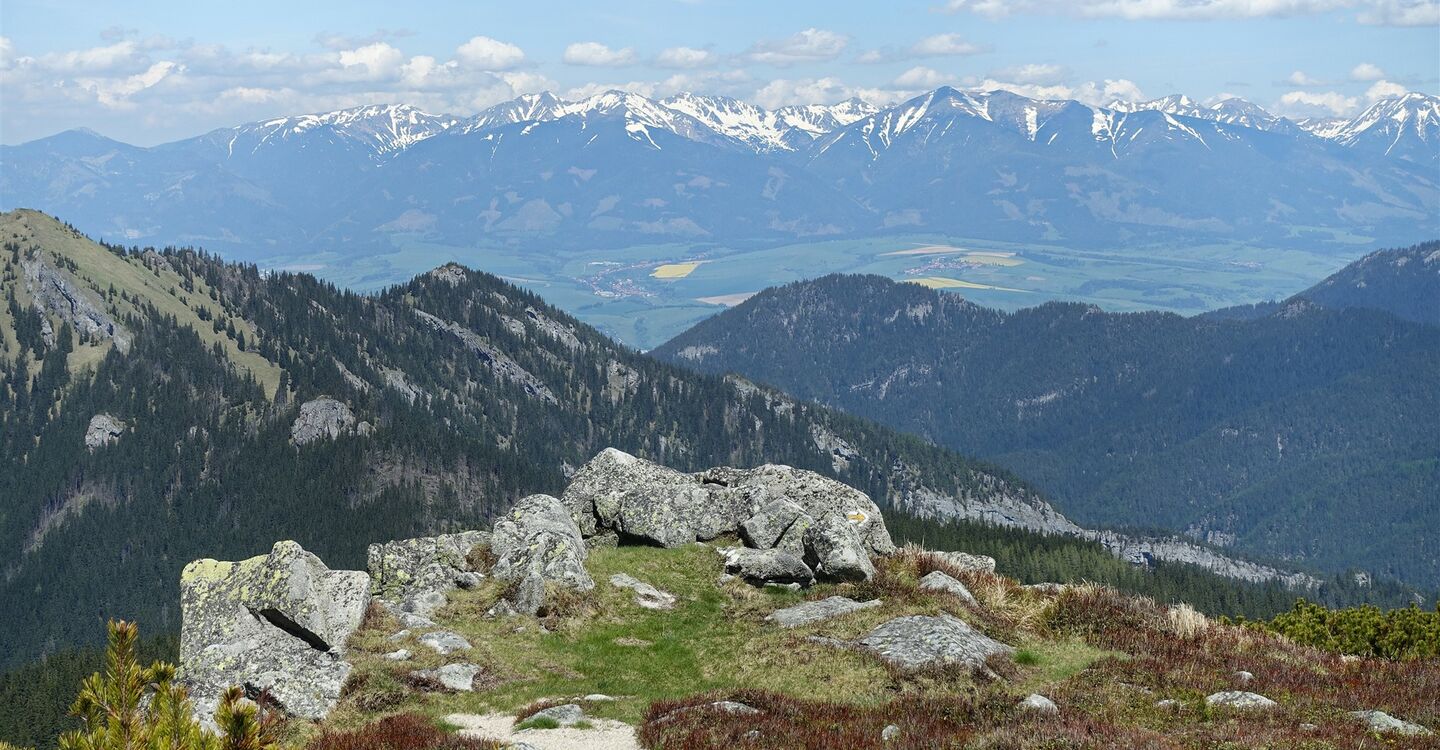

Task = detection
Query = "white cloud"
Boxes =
[1356,0,1440,25]
[894,66,955,88]
[655,46,715,69]
[0,36,15,70]
[988,63,1068,84]
[971,76,1146,104]
[337,43,404,80]
[1278,90,1359,116]
[81,60,180,108]
[1287,70,1322,86]
[911,33,986,57]
[562,42,637,67]
[1364,79,1409,99]
[936,0,1438,24]
[746,28,848,66]
[455,36,525,70]
[38,40,149,74]
[1349,62,1385,80]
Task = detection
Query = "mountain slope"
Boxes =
[652,254,1440,586]
[1295,240,1440,325]
[0,208,1075,668]
[2,88,1435,261]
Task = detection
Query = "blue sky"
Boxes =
[1,0,1436,145]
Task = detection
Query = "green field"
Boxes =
[267,234,1361,349]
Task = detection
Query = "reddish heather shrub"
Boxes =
[305,713,499,750]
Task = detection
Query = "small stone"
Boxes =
[1155,699,1180,709]
[881,724,900,741]
[530,703,585,726]
[1018,694,1059,715]
[767,596,882,628]
[486,600,519,618]
[387,629,411,642]
[929,551,996,574]
[418,630,471,656]
[581,693,617,702]
[1299,723,1319,731]
[411,663,481,692]
[610,573,677,610]
[722,547,814,586]
[383,649,411,661]
[1233,670,1254,685]
[1349,709,1433,736]
[1205,691,1277,710]
[710,701,760,715]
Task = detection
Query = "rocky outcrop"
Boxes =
[562,448,896,583]
[367,531,489,617]
[490,494,594,614]
[179,541,369,725]
[857,613,1013,671]
[22,255,131,353]
[84,413,125,451]
[412,308,558,404]
[290,397,356,445]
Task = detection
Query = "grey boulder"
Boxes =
[367,530,489,617]
[722,547,814,586]
[919,571,978,605]
[699,464,896,556]
[858,613,1013,671]
[1205,691,1277,709]
[418,630,472,656]
[178,541,369,725]
[1349,710,1432,736]
[803,513,876,582]
[562,448,738,546]
[1018,694,1059,715]
[490,494,594,614]
[930,551,997,574]
[529,703,586,726]
[412,662,482,692]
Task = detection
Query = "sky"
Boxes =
[1,0,1436,145]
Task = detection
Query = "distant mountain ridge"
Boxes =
[652,242,1440,588]
[1,87,1435,261]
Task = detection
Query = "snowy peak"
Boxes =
[1299,92,1440,164]
[218,104,458,160]
[1108,95,1289,132]
[660,93,795,151]
[462,92,566,133]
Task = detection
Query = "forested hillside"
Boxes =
[0,209,1070,670]
[653,259,1440,587]
[1296,240,1440,325]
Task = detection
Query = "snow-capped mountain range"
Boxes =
[1,86,1435,258]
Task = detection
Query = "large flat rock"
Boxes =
[857,613,1012,671]
[767,596,882,627]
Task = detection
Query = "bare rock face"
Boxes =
[490,494,594,614]
[84,413,125,451]
[857,613,1013,671]
[23,255,131,353]
[178,541,370,725]
[290,397,356,445]
[367,531,490,617]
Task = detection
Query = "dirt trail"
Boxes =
[445,712,641,750]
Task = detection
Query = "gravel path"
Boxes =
[445,712,641,750]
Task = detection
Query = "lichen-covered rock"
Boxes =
[929,551,997,574]
[1205,691,1277,709]
[767,596,881,628]
[179,541,369,725]
[419,663,482,692]
[858,613,1013,671]
[418,630,472,656]
[1349,710,1432,735]
[290,397,356,445]
[490,494,593,614]
[561,448,739,545]
[919,571,977,605]
[740,499,807,550]
[698,464,895,556]
[721,547,814,586]
[803,513,876,582]
[610,573,677,610]
[85,413,125,451]
[367,531,489,617]
[530,703,587,727]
